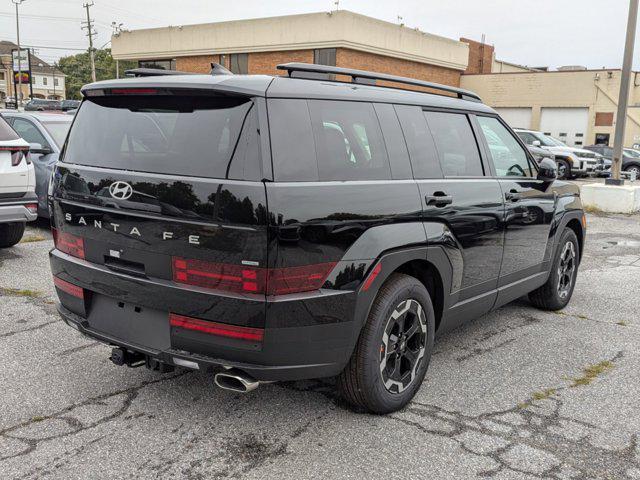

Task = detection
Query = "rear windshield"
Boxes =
[63,94,257,178]
[0,116,19,141]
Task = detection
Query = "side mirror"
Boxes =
[537,158,557,182]
[29,142,52,155]
[532,140,541,147]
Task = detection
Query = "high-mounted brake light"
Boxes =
[169,313,264,342]
[171,257,335,296]
[53,276,85,299]
[110,88,158,95]
[52,228,85,259]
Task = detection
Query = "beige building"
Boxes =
[0,41,66,104]
[461,69,640,148]
[111,11,482,87]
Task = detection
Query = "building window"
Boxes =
[0,71,4,81]
[314,48,336,66]
[138,59,176,70]
[43,76,47,85]
[229,53,248,74]
[54,77,59,87]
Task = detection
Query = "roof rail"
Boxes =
[276,63,482,102]
[124,68,197,78]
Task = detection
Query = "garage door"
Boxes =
[494,108,532,129]
[540,107,589,147]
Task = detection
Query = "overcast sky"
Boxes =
[0,0,637,70]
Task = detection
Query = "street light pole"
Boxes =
[607,0,639,186]
[12,0,25,108]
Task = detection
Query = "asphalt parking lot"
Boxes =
[1,209,639,480]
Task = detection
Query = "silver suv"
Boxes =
[514,128,599,179]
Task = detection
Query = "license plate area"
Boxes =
[87,294,170,351]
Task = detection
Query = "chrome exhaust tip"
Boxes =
[214,369,259,393]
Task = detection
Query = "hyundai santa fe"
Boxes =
[49,63,585,413]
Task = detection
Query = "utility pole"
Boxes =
[607,0,639,186]
[111,22,123,78]
[82,2,97,83]
[12,0,26,108]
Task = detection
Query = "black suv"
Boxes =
[49,63,585,413]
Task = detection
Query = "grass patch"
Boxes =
[617,321,629,327]
[0,287,42,298]
[20,235,47,243]
[571,361,614,387]
[583,205,603,214]
[518,388,557,409]
[30,416,46,423]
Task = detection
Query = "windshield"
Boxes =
[624,148,640,158]
[42,121,72,148]
[63,94,255,178]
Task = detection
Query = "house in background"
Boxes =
[0,40,66,105]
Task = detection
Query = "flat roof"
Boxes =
[111,10,469,71]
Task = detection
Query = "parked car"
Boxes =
[583,145,640,178]
[527,144,556,165]
[1,112,73,218]
[24,98,62,112]
[0,115,37,247]
[61,99,81,112]
[514,129,599,179]
[49,63,585,413]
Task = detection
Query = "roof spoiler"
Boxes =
[277,63,482,102]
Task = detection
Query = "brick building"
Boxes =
[111,11,500,88]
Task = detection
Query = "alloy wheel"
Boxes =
[379,299,427,394]
[557,241,576,299]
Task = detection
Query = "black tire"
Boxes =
[337,273,435,414]
[0,222,25,248]
[625,163,640,178]
[529,228,579,311]
[556,158,571,180]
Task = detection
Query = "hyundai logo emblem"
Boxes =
[108,181,133,200]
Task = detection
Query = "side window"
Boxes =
[424,111,484,177]
[308,100,391,181]
[517,132,536,145]
[269,99,319,181]
[373,103,412,179]
[395,104,442,179]
[477,116,535,177]
[11,118,48,147]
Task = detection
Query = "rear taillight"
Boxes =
[53,276,85,299]
[172,257,267,294]
[52,228,85,259]
[169,313,264,342]
[1,146,29,166]
[25,203,38,215]
[171,257,335,296]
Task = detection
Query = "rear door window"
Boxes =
[11,118,49,147]
[424,111,484,177]
[63,94,260,179]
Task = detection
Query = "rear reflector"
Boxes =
[53,276,85,299]
[25,203,38,214]
[172,257,335,296]
[52,229,85,259]
[362,263,382,292]
[169,313,264,342]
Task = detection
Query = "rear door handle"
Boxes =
[426,192,453,207]
[505,190,522,202]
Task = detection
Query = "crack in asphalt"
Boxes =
[0,319,61,339]
[57,341,101,357]
[388,351,634,479]
[0,371,191,463]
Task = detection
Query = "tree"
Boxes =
[58,48,136,99]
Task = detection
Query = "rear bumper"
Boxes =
[0,193,38,223]
[51,250,358,381]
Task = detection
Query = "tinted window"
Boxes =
[516,131,537,145]
[0,116,19,141]
[394,105,442,179]
[63,95,257,179]
[308,100,391,181]
[269,99,318,181]
[424,111,483,177]
[11,118,48,147]
[373,103,412,179]
[478,116,535,177]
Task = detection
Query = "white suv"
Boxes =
[514,128,599,179]
[0,115,37,248]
